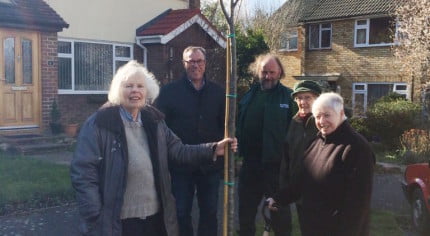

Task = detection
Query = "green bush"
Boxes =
[377,92,407,102]
[366,99,421,149]
[349,116,372,140]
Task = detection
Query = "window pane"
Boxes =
[287,30,298,50]
[356,29,366,44]
[321,23,331,29]
[321,29,331,48]
[22,39,32,84]
[357,20,367,25]
[395,85,407,90]
[354,93,365,116]
[355,84,365,90]
[309,25,319,49]
[115,46,131,57]
[368,84,392,105]
[279,34,288,49]
[369,18,394,44]
[4,37,15,83]
[58,41,71,54]
[289,37,298,50]
[58,57,72,89]
[75,42,113,91]
[115,60,128,72]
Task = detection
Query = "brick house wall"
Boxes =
[279,26,305,88]
[145,23,226,88]
[40,32,59,131]
[278,19,412,106]
[58,94,107,125]
[304,19,409,104]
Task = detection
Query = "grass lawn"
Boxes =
[247,209,405,236]
[0,153,74,216]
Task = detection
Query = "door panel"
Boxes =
[0,29,40,128]
[3,92,17,121]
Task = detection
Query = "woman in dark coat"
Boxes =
[269,92,375,236]
[70,60,236,236]
[279,80,321,234]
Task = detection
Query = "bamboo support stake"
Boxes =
[222,36,231,236]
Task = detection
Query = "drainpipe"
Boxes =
[135,37,148,67]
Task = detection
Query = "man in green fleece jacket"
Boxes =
[236,54,295,236]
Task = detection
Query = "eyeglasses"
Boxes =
[294,95,314,102]
[183,59,205,66]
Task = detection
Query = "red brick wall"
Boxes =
[58,94,106,125]
[40,32,59,131]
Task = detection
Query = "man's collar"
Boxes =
[186,76,206,91]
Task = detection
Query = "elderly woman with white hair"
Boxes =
[70,60,236,236]
[269,92,375,236]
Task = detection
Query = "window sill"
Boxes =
[354,43,394,48]
[58,90,108,95]
[278,48,298,52]
[308,47,332,51]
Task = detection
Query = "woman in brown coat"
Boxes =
[269,92,375,236]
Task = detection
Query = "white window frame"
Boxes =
[0,0,16,5]
[58,38,133,94]
[354,18,399,48]
[309,23,332,50]
[279,29,298,52]
[352,82,409,113]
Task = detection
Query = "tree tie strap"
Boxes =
[226,94,237,98]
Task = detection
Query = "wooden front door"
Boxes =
[0,29,40,130]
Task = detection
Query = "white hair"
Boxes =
[312,92,346,119]
[108,60,159,105]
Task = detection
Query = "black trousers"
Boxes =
[121,213,167,236]
[238,163,292,236]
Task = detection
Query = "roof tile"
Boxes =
[301,0,398,22]
[0,0,68,31]
[137,8,201,36]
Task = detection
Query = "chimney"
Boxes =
[189,0,200,9]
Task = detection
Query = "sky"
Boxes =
[201,0,288,15]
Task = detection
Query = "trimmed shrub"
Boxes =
[366,99,421,149]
